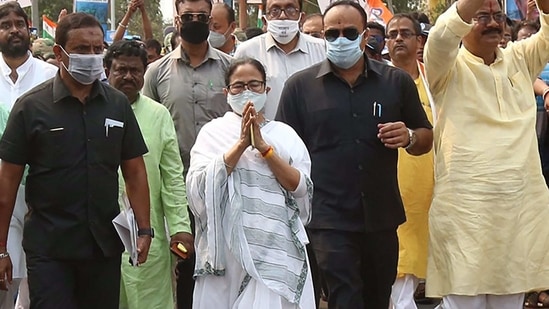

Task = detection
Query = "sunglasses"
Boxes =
[180,13,210,24]
[324,27,362,42]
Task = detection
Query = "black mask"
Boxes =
[180,21,209,44]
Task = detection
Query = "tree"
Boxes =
[115,0,165,41]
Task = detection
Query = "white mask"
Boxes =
[61,47,104,85]
[267,19,300,44]
[208,29,230,48]
[227,90,267,115]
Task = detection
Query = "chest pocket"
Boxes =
[35,129,69,168]
[509,71,535,113]
[92,126,123,167]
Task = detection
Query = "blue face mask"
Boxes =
[326,32,365,69]
[227,90,267,115]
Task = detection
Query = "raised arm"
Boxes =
[424,3,474,95]
[138,1,153,41]
[113,0,139,42]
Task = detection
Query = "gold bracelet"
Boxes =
[118,23,128,29]
[263,147,275,159]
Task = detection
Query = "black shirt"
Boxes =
[0,74,148,258]
[276,56,432,232]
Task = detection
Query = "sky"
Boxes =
[160,0,175,22]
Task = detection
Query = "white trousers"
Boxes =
[14,277,29,309]
[389,274,419,309]
[435,293,524,309]
[0,278,22,309]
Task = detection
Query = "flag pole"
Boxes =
[31,0,39,31]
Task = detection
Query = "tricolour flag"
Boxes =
[42,15,56,40]
[257,5,263,28]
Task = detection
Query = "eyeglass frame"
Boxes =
[324,27,364,42]
[265,6,300,19]
[472,12,506,25]
[226,80,266,95]
[179,12,210,24]
[386,29,418,40]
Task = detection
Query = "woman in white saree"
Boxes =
[186,58,315,309]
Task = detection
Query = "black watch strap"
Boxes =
[138,228,154,238]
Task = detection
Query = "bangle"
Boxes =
[0,252,9,259]
[118,23,127,29]
[543,87,549,100]
[262,146,275,159]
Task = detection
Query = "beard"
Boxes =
[0,34,30,58]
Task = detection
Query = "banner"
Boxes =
[0,0,31,8]
[42,15,56,40]
[317,0,393,26]
[74,0,109,26]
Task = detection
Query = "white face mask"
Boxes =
[267,19,300,44]
[61,47,104,85]
[208,29,230,48]
[227,90,267,115]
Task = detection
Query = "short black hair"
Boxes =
[387,13,422,36]
[225,57,266,86]
[303,13,323,24]
[145,39,162,55]
[325,0,368,30]
[245,27,264,40]
[104,40,148,71]
[410,11,430,24]
[0,1,29,29]
[512,19,540,41]
[262,0,303,15]
[175,0,213,14]
[367,21,385,37]
[55,12,104,48]
[213,3,235,24]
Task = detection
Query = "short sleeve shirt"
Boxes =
[276,56,432,232]
[0,74,148,258]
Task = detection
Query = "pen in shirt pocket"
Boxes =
[208,80,214,90]
[373,101,382,118]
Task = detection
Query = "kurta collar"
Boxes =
[265,32,309,54]
[0,51,34,78]
[460,47,504,65]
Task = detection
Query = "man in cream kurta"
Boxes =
[424,0,549,308]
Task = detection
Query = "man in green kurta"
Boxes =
[105,40,194,309]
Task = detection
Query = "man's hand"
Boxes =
[170,232,195,257]
[0,255,12,291]
[136,235,152,265]
[377,122,409,149]
[57,9,67,23]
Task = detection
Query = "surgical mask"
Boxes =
[267,19,300,44]
[326,33,364,69]
[208,29,229,48]
[61,47,104,85]
[227,90,267,115]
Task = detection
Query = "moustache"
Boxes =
[481,28,502,35]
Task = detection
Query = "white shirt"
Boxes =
[0,51,58,110]
[235,32,326,119]
[0,52,57,279]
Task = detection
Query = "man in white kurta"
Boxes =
[424,0,549,307]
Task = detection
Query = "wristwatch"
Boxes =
[138,228,155,238]
[405,128,417,150]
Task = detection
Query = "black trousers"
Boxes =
[176,206,195,309]
[26,252,121,309]
[309,228,399,309]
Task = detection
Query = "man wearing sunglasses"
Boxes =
[277,1,433,308]
[385,13,436,309]
[235,0,325,119]
[424,0,549,308]
[142,0,232,308]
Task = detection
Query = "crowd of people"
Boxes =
[0,0,547,308]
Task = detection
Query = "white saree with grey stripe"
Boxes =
[187,112,315,308]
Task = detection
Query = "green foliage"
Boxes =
[390,0,424,13]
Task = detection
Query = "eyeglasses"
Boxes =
[386,29,417,40]
[324,27,362,42]
[370,34,384,43]
[266,6,299,19]
[180,13,210,24]
[472,13,505,25]
[227,80,265,95]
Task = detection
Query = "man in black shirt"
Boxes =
[0,13,151,309]
[276,1,433,308]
